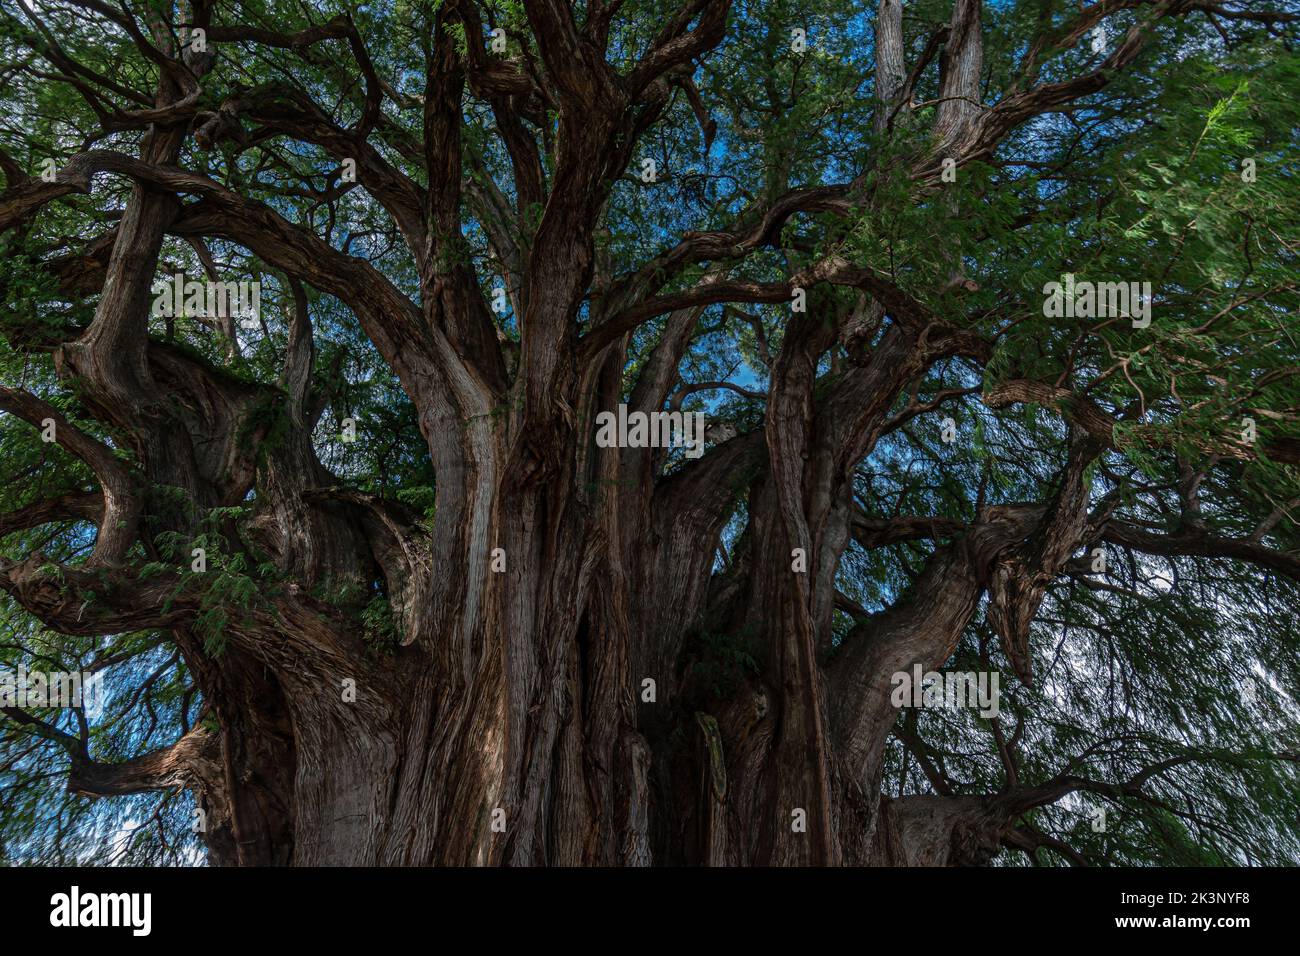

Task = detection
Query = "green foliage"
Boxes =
[360,594,400,653]
[152,506,273,658]
[690,627,761,700]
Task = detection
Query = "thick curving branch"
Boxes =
[0,386,139,565]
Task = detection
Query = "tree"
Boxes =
[0,0,1297,867]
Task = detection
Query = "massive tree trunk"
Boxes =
[34,294,1059,865]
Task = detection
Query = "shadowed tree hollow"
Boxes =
[0,0,1298,866]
